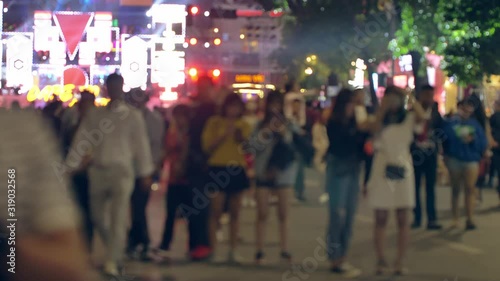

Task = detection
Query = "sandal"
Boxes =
[255,251,265,265]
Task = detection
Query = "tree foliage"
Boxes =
[393,0,500,85]
[436,0,500,85]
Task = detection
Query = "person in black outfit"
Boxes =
[489,100,500,204]
[411,85,443,230]
[186,76,217,260]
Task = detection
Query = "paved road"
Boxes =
[96,169,500,281]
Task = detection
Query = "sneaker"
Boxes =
[103,261,119,276]
[331,262,362,278]
[227,250,244,265]
[427,222,443,230]
[465,220,477,231]
[190,246,212,261]
[318,193,329,204]
[411,222,421,229]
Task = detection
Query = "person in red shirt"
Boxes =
[156,104,195,257]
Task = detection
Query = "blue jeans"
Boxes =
[325,156,361,260]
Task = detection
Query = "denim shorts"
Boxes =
[444,157,479,172]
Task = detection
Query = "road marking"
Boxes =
[356,215,484,255]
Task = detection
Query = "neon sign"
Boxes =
[27,84,101,103]
[235,74,265,83]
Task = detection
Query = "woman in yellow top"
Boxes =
[202,93,251,263]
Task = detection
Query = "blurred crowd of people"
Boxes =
[1,73,499,280]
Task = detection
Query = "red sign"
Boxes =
[54,13,93,60]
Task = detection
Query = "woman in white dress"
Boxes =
[361,86,426,275]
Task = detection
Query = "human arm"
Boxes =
[202,117,232,155]
[131,111,155,186]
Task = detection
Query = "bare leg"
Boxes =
[209,192,225,251]
[395,208,410,270]
[275,188,291,253]
[374,210,389,263]
[255,188,270,254]
[464,165,479,224]
[228,192,244,251]
[448,170,462,225]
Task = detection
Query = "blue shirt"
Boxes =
[442,115,487,162]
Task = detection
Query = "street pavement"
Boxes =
[96,169,500,281]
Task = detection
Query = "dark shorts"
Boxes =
[207,166,250,195]
[255,178,292,190]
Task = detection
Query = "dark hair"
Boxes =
[330,88,354,122]
[285,80,295,93]
[467,94,486,129]
[262,90,284,126]
[221,93,245,118]
[383,86,407,126]
[172,104,190,118]
[80,90,95,103]
[106,73,124,87]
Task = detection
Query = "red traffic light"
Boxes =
[190,6,199,15]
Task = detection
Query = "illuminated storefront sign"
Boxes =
[235,74,265,83]
[27,84,101,103]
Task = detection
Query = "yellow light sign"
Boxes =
[235,74,265,83]
[27,84,101,103]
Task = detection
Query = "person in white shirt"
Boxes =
[66,74,154,276]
